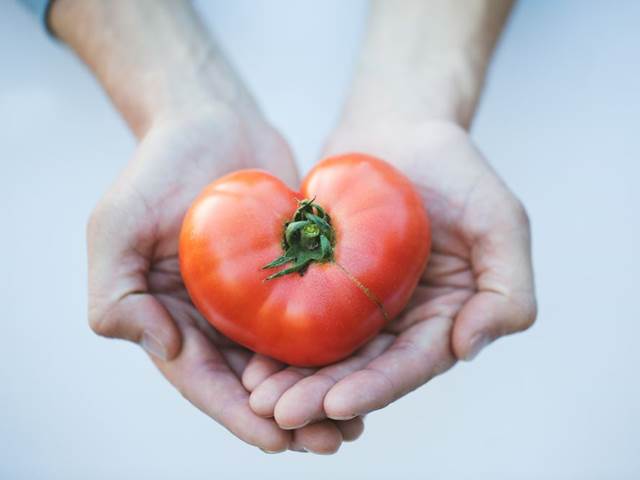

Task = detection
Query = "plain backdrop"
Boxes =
[1,1,639,478]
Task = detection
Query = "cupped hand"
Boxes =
[87,108,363,453]
[244,120,537,430]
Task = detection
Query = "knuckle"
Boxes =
[514,296,538,331]
[86,199,110,239]
[511,199,531,229]
[88,311,108,337]
[524,299,538,329]
[87,301,117,338]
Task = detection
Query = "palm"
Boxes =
[380,121,501,344]
[128,115,295,347]
[118,115,295,350]
[244,121,535,429]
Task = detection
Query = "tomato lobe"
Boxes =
[179,153,430,366]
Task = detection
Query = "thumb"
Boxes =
[89,292,181,361]
[452,202,537,361]
[87,199,182,361]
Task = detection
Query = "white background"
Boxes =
[1,1,639,478]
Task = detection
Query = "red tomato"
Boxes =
[179,153,431,366]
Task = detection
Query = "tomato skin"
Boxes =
[179,153,431,366]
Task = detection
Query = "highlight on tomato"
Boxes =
[179,153,431,366]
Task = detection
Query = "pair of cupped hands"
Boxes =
[87,106,536,454]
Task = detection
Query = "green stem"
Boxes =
[300,223,320,250]
[262,198,335,280]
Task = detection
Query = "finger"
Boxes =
[290,420,343,455]
[242,354,286,392]
[324,316,455,419]
[220,347,253,378]
[87,201,181,360]
[453,204,537,360]
[153,322,290,452]
[335,416,365,442]
[249,366,315,418]
[273,334,394,429]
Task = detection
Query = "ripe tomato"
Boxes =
[179,153,431,366]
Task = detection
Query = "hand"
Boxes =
[242,0,530,435]
[243,120,537,429]
[87,108,364,453]
[51,0,364,454]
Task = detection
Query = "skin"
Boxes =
[179,155,430,367]
[52,0,361,453]
[51,0,536,454]
[243,0,537,431]
[246,120,536,427]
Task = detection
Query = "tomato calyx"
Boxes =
[262,198,335,280]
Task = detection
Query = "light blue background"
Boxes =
[1,1,639,478]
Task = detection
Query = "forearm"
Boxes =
[343,0,513,129]
[50,0,258,137]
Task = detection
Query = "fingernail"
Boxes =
[306,447,339,456]
[260,449,283,454]
[330,414,357,421]
[289,446,309,453]
[281,419,310,430]
[141,331,168,361]
[465,334,491,361]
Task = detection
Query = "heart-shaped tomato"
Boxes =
[179,153,430,366]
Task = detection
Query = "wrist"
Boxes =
[121,62,262,138]
[50,0,261,137]
[339,50,482,131]
[339,0,512,131]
